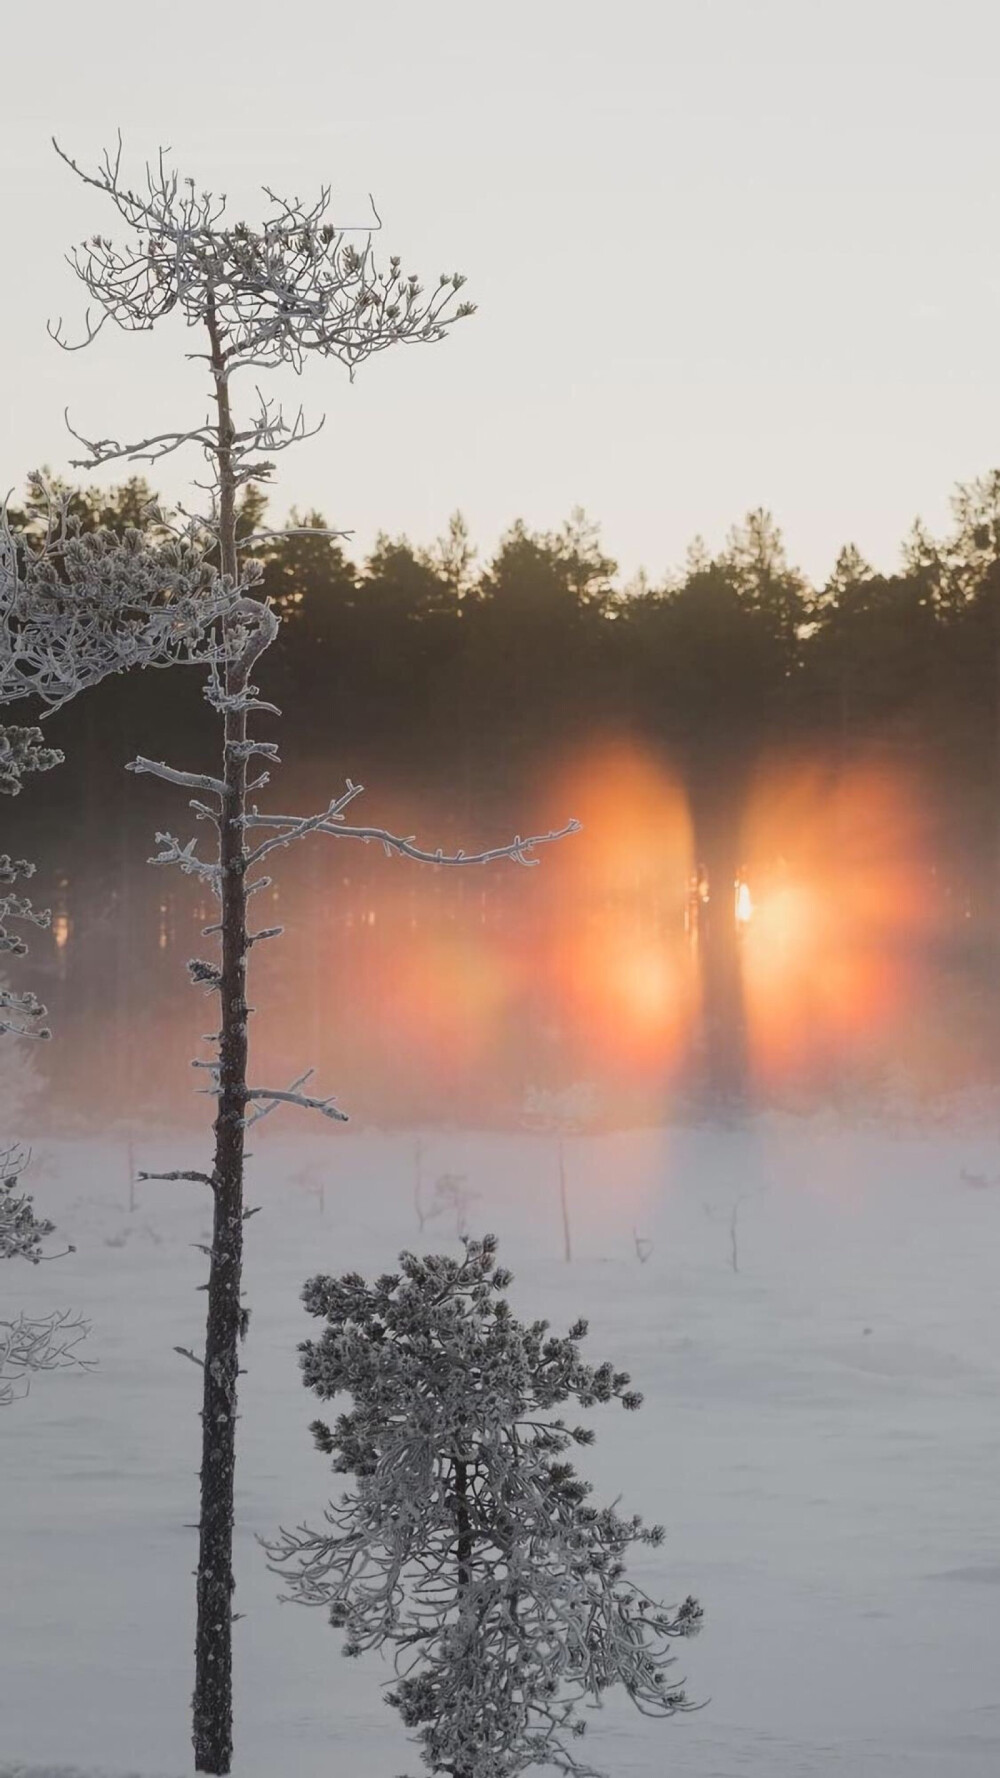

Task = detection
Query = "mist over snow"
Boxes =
[3,1116,998,1777]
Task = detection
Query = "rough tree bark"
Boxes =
[452,1454,474,1778]
[191,637,256,1773]
[192,312,281,1770]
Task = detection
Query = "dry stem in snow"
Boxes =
[0,1305,89,1408]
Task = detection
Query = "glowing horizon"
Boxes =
[4,2,1000,593]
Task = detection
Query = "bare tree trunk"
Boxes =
[193,327,252,1775]
[192,682,249,1774]
[453,1456,474,1778]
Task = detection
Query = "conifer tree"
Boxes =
[266,1235,700,1778]
[0,720,87,1403]
[41,138,576,1772]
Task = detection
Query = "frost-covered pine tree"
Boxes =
[0,719,62,1042]
[0,715,88,1402]
[0,476,251,1406]
[45,137,577,1774]
[0,1145,54,1264]
[0,1143,88,1407]
[265,1235,701,1778]
[0,729,59,1271]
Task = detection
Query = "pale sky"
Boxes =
[3,0,999,587]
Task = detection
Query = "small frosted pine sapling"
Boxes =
[265,1234,701,1778]
[0,1146,87,1406]
[0,1146,55,1263]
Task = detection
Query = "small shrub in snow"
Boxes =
[0,1146,54,1263]
[265,1233,700,1778]
[0,1146,87,1406]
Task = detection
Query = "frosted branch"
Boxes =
[0,481,256,709]
[0,726,63,793]
[128,755,226,796]
[137,1168,214,1187]
[246,1067,348,1127]
[149,832,221,888]
[0,1308,91,1407]
[49,137,477,499]
[64,409,218,470]
[0,1149,55,1262]
[244,795,583,868]
[241,524,352,546]
[244,781,365,864]
[226,740,280,762]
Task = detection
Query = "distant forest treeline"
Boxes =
[8,467,1000,774]
[6,469,1000,1127]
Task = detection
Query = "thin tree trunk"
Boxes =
[453,1456,474,1778]
[192,688,249,1773]
[192,678,251,1773]
[193,322,251,1775]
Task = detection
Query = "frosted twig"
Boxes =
[244,782,365,864]
[128,756,226,796]
[49,135,476,394]
[246,1072,349,1126]
[243,801,582,868]
[0,1309,91,1407]
[148,833,221,887]
[138,1168,215,1187]
[64,410,218,469]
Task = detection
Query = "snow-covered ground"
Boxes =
[3,1116,999,1777]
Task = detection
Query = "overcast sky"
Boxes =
[3,0,999,586]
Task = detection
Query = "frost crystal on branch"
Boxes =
[264,1236,700,1778]
[0,724,62,792]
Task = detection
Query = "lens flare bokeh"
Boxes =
[32,740,985,1126]
[736,756,945,1091]
[529,741,699,1088]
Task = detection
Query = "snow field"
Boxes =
[3,1118,999,1776]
